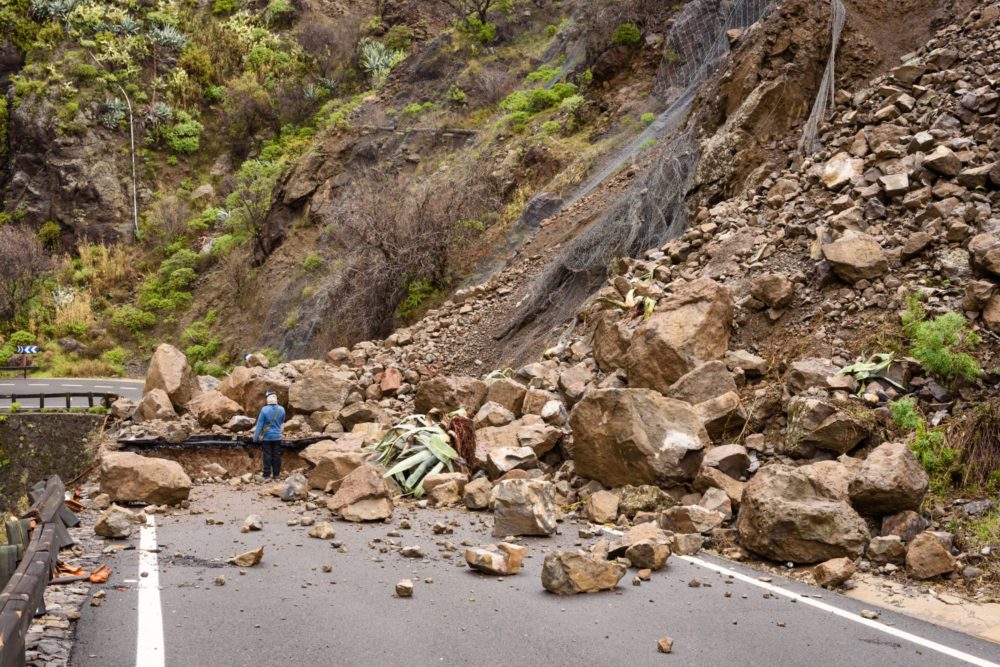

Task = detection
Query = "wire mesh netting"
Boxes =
[501,0,782,343]
[798,0,846,155]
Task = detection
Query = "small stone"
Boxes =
[214,576,225,586]
[322,564,332,573]
[401,546,425,558]
[657,637,674,654]
[860,610,880,620]
[396,579,414,597]
[308,522,337,540]
[241,514,263,533]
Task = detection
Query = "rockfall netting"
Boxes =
[798,0,847,155]
[501,0,779,342]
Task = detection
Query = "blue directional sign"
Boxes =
[16,345,39,355]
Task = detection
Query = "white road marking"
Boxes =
[679,554,999,667]
[64,384,83,387]
[94,385,114,389]
[0,383,13,387]
[27,383,49,387]
[137,517,165,667]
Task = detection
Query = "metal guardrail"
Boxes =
[0,476,77,667]
[0,368,39,380]
[0,392,119,410]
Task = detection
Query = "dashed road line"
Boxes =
[137,517,165,667]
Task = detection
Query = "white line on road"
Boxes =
[94,385,114,389]
[27,383,50,387]
[137,517,165,667]
[64,384,83,387]
[678,554,999,667]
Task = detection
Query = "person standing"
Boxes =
[253,390,285,480]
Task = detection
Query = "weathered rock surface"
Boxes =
[300,439,369,492]
[143,344,202,410]
[906,531,957,579]
[585,490,620,524]
[288,365,357,414]
[821,233,888,283]
[463,477,492,510]
[848,442,929,515]
[541,552,627,595]
[326,464,394,522]
[414,375,488,415]
[465,543,527,575]
[136,388,177,422]
[491,479,557,537]
[626,278,734,391]
[568,389,710,486]
[812,557,856,588]
[186,390,242,427]
[99,452,192,505]
[736,465,869,563]
[94,505,134,539]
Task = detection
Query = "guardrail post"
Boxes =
[65,394,70,410]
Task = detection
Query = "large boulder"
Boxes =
[541,552,627,595]
[848,442,928,515]
[736,465,869,563]
[799,458,861,501]
[135,388,177,422]
[821,233,888,283]
[186,390,242,427]
[219,366,290,417]
[288,365,358,415]
[326,464,393,521]
[626,278,733,392]
[568,388,710,486]
[491,479,557,537]
[591,310,632,372]
[99,452,192,505]
[666,361,737,405]
[785,397,871,456]
[618,485,675,517]
[300,439,369,492]
[143,344,201,410]
[906,531,956,579]
[414,375,488,415]
[484,378,527,415]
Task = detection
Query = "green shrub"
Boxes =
[612,23,642,46]
[540,120,560,135]
[461,17,496,44]
[397,278,438,319]
[102,346,128,372]
[266,0,295,25]
[38,220,61,249]
[302,254,322,271]
[447,84,466,104]
[891,397,960,493]
[560,94,585,112]
[9,331,34,347]
[526,65,560,85]
[9,402,21,413]
[902,294,982,383]
[212,0,238,14]
[384,24,414,51]
[544,24,558,38]
[640,112,655,126]
[68,62,99,82]
[111,305,156,333]
[504,111,532,133]
[165,112,204,154]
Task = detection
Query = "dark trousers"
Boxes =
[262,441,282,478]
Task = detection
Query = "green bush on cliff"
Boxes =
[165,111,204,154]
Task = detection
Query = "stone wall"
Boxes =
[0,414,103,513]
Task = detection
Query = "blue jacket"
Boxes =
[253,404,285,442]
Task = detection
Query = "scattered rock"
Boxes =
[657,637,674,654]
[308,522,337,539]
[229,546,264,567]
[541,552,627,595]
[395,579,414,598]
[94,505,134,539]
[585,490,620,524]
[327,464,394,522]
[906,531,957,579]
[812,557,856,588]
[492,479,557,537]
[848,442,929,515]
[465,543,527,575]
[241,514,263,533]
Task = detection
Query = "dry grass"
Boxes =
[53,290,94,331]
[77,242,137,294]
[949,399,1000,490]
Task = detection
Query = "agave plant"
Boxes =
[366,415,461,497]
[838,352,904,389]
[149,24,187,50]
[597,288,656,320]
[359,40,406,87]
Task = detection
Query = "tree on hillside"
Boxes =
[0,225,51,323]
[438,0,506,25]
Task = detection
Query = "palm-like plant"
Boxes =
[366,415,461,497]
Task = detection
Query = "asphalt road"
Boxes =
[0,377,143,409]
[70,486,1000,667]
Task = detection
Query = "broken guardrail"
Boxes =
[117,434,329,451]
[0,476,78,667]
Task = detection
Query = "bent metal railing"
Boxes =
[0,476,78,667]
